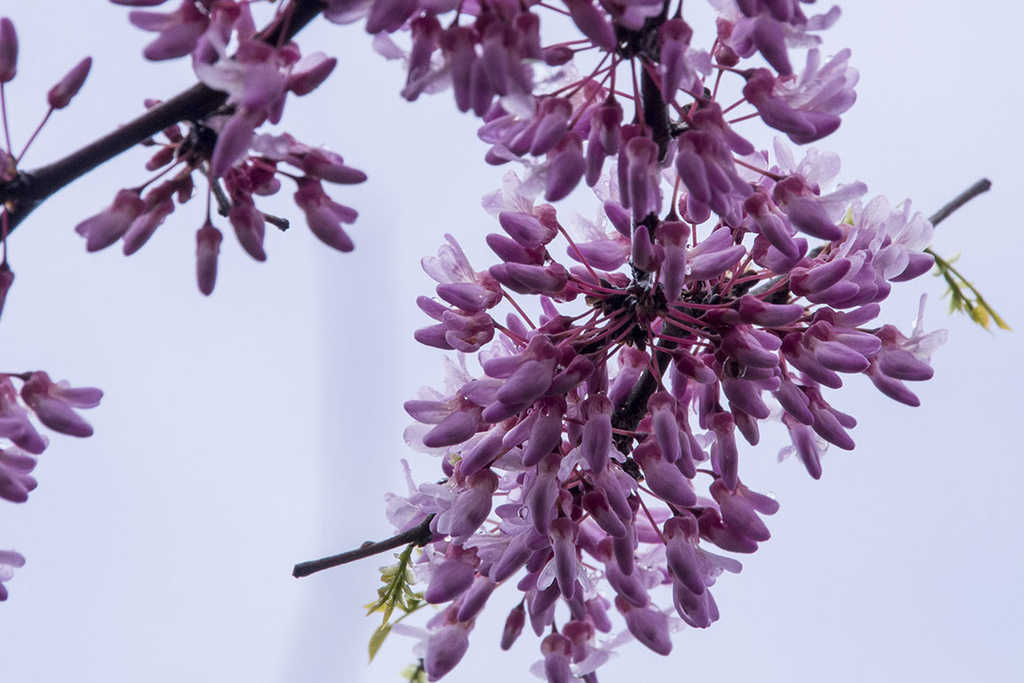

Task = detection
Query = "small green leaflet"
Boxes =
[927,248,1011,332]
[401,661,428,683]
[364,543,425,662]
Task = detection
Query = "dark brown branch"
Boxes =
[641,66,671,162]
[612,339,673,437]
[0,0,326,233]
[292,514,436,578]
[929,178,992,226]
[610,320,684,448]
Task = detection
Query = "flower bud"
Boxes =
[47,57,92,109]
[0,18,17,83]
[195,222,223,296]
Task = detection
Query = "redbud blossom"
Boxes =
[287,53,337,96]
[0,18,17,83]
[47,57,92,109]
[294,178,357,252]
[74,189,145,252]
[0,550,25,601]
[195,222,223,296]
[0,447,37,504]
[20,372,102,438]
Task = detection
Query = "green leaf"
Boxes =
[365,545,418,621]
[367,623,391,662]
[989,307,1013,331]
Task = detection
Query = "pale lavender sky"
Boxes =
[2,2,1022,682]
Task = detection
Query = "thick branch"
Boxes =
[610,318,686,450]
[292,514,436,578]
[0,0,326,233]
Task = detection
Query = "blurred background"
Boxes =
[1,1,1022,681]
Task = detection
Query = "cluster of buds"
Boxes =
[76,0,366,294]
[340,0,950,679]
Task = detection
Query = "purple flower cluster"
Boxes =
[84,0,367,294]
[0,371,102,600]
[397,165,940,676]
[0,372,103,479]
[343,0,855,213]
[336,0,948,679]
[0,0,950,670]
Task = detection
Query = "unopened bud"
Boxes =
[47,57,92,109]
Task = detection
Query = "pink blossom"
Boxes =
[0,550,25,601]
[0,17,17,83]
[20,372,103,438]
[129,1,209,61]
[421,234,502,313]
[293,178,357,252]
[0,377,47,455]
[47,57,92,109]
[424,622,471,680]
[0,447,37,503]
[74,189,146,252]
[195,221,223,296]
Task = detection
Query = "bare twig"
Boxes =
[929,178,992,226]
[293,514,436,579]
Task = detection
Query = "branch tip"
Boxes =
[929,178,992,227]
[293,514,435,579]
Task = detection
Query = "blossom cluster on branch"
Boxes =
[0,0,1000,680]
[340,0,949,679]
[75,0,367,293]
